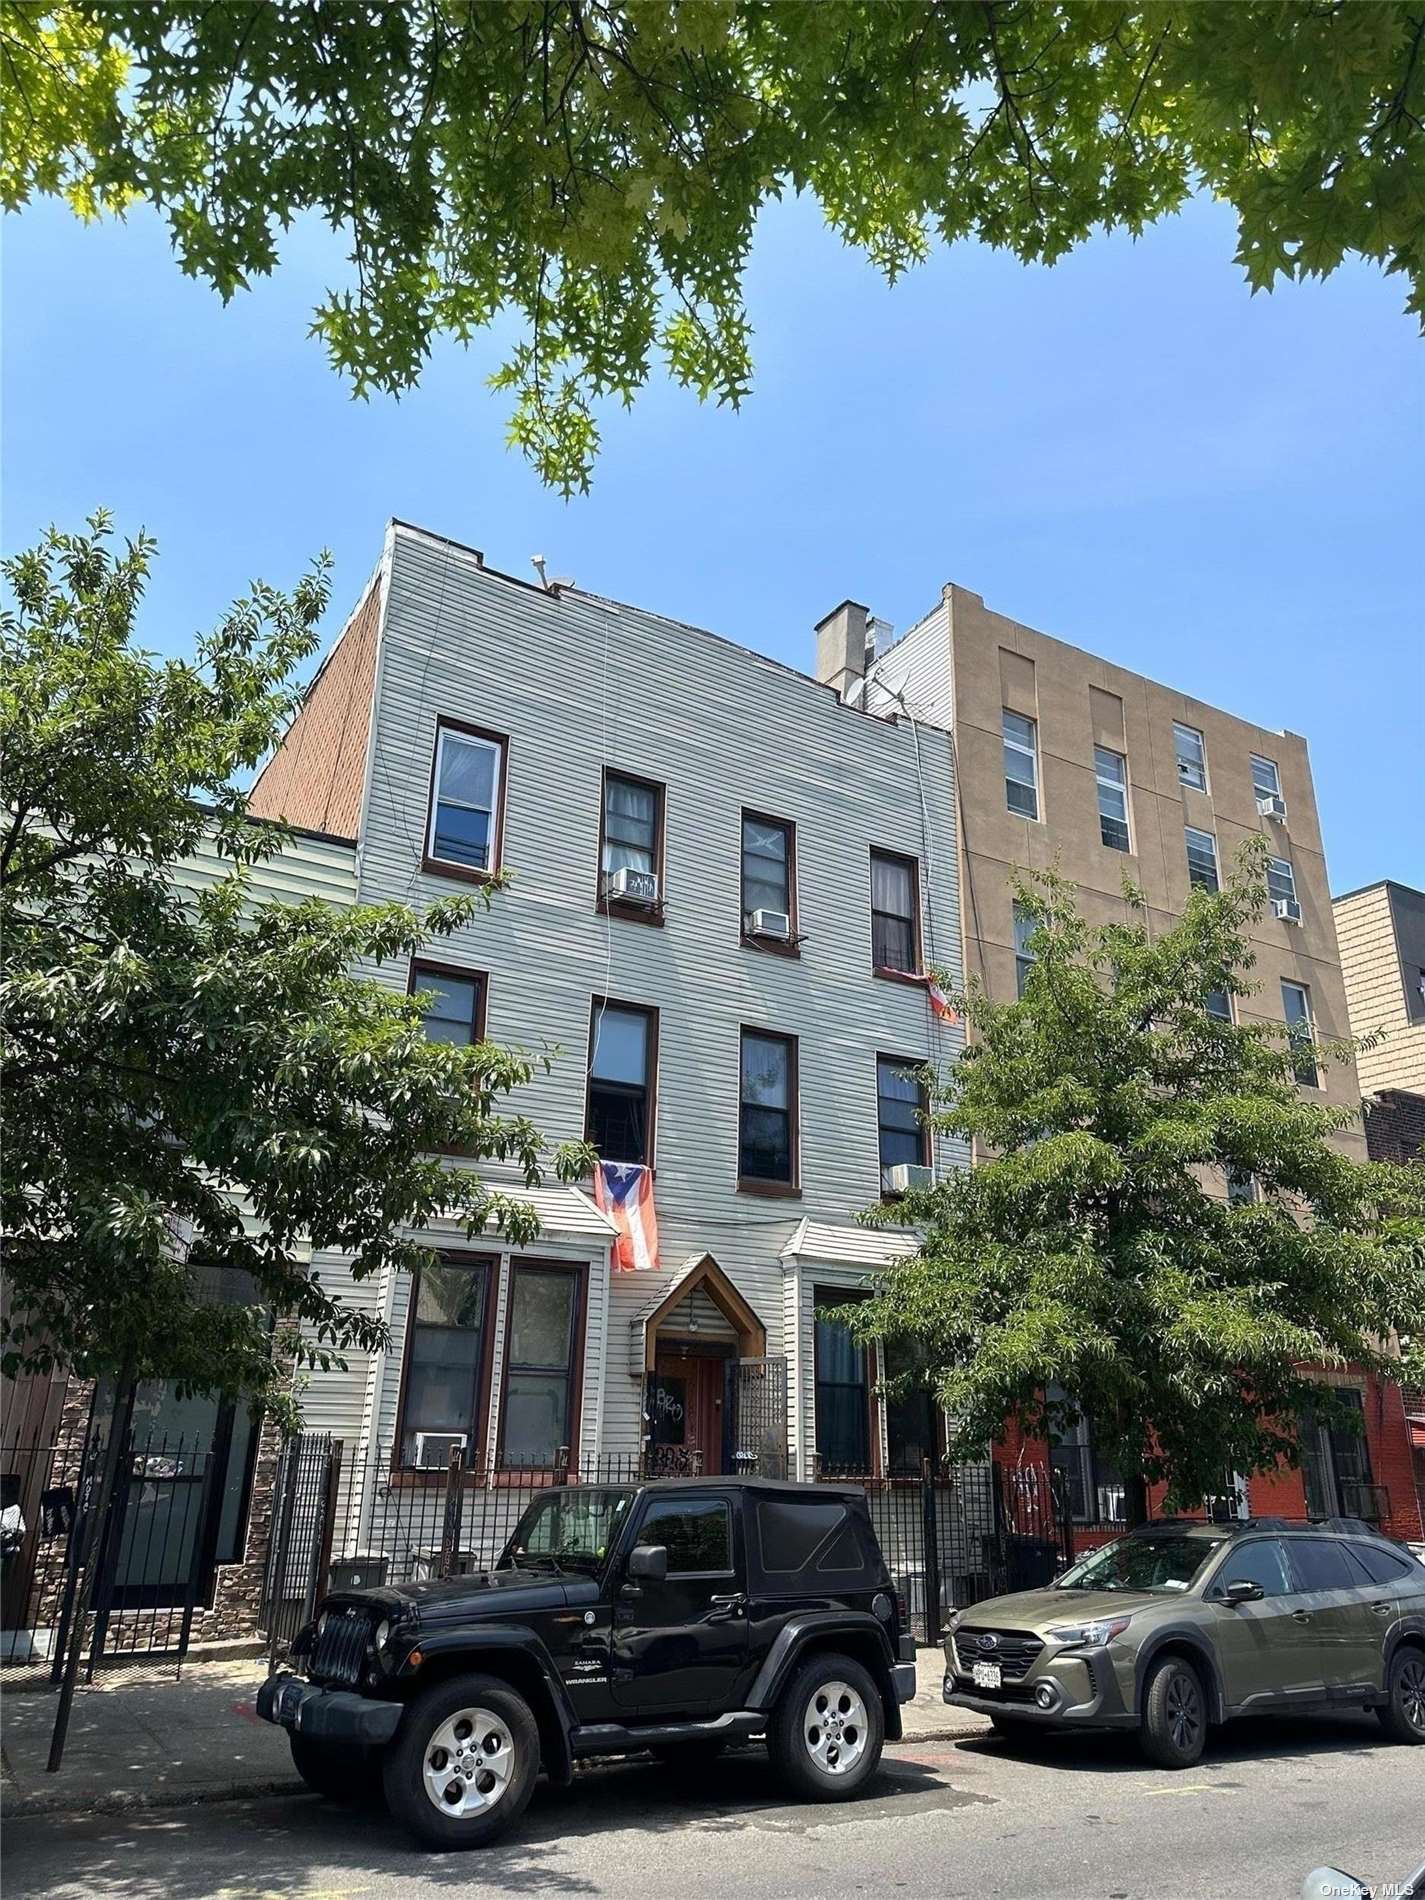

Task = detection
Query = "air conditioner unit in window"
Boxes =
[1256,793,1288,820]
[413,1431,468,1471]
[748,908,792,941]
[1272,897,1303,925]
[883,1162,934,1194]
[605,866,660,907]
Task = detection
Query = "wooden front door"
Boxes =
[650,1351,728,1476]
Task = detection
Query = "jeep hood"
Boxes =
[953,1585,1171,1631]
[324,1567,600,1625]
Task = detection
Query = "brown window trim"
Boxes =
[493,1258,590,1474]
[421,715,510,885]
[739,809,800,957]
[407,957,489,1041]
[585,995,660,1171]
[871,966,929,989]
[595,766,667,925]
[869,847,923,978]
[390,1250,501,1477]
[876,1052,931,1203]
[737,1025,800,1194]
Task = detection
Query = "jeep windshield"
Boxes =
[498,1487,635,1573]
[1054,1532,1227,1594]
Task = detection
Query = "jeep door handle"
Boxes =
[709,1593,747,1619]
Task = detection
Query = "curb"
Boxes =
[2,1774,309,1821]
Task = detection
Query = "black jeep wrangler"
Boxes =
[257,1476,917,1849]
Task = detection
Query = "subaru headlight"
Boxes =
[1046,1615,1133,1649]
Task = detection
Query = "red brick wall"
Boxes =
[248,577,380,838]
[1363,1088,1425,1164]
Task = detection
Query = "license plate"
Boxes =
[972,1661,1002,1690]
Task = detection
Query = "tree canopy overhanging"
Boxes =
[0,513,590,1415]
[3,1,1422,491]
[835,850,1425,1516]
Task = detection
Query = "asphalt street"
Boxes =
[4,1712,1421,1900]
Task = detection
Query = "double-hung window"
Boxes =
[600,771,663,902]
[1185,825,1219,893]
[870,850,920,974]
[399,1256,493,1467]
[498,1265,581,1467]
[1206,988,1234,1024]
[1002,709,1040,819]
[1094,746,1131,852]
[1226,1166,1257,1207]
[1251,754,1282,805]
[1267,856,1298,908]
[1281,980,1318,1086]
[426,722,506,876]
[739,1029,797,1187]
[586,999,657,1164]
[877,1056,928,1193]
[814,1287,871,1472]
[1013,901,1037,998]
[741,813,795,932]
[410,962,484,1043]
[1173,722,1207,791]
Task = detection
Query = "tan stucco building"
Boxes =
[850,581,1366,1160]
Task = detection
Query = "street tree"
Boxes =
[3,2,1422,492]
[837,847,1425,1520]
[1,512,589,1418]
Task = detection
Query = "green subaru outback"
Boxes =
[943,1517,1425,1767]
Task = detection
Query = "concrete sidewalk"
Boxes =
[1,1648,986,1819]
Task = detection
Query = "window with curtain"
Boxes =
[585,1000,655,1163]
[741,813,793,925]
[1094,746,1130,852]
[870,850,919,973]
[814,1288,870,1472]
[877,1057,927,1192]
[1281,980,1318,1086]
[426,725,505,873]
[739,1029,795,1184]
[1013,902,1037,998]
[1185,826,1220,893]
[411,964,484,1043]
[601,772,662,883]
[1002,709,1040,819]
[498,1267,579,1466]
[399,1258,492,1466]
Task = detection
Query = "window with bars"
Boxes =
[1173,722,1207,791]
[1003,709,1040,819]
[426,723,506,875]
[1094,746,1131,852]
[586,999,656,1163]
[739,1029,797,1186]
[741,813,794,928]
[1013,901,1037,998]
[1281,980,1318,1086]
[870,850,920,973]
[877,1057,928,1193]
[1185,825,1220,893]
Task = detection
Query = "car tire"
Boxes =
[381,1673,540,1850]
[768,1651,884,1801]
[289,1734,384,1803]
[1375,1646,1425,1745]
[1138,1655,1208,1769]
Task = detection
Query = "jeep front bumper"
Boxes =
[256,1672,403,1746]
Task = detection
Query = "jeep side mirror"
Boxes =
[627,1543,668,1583]
[1224,1577,1264,1604]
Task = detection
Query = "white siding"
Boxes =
[326,524,967,1466]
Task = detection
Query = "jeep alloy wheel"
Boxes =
[768,1650,884,1800]
[803,1680,870,1777]
[422,1706,515,1816]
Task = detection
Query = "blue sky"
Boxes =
[4,189,1421,893]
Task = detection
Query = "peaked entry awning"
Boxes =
[628,1252,766,1376]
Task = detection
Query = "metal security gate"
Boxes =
[259,1433,342,1665]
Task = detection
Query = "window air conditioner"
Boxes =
[414,1431,468,1471]
[748,908,792,941]
[605,866,661,907]
[1272,897,1302,925]
[883,1162,934,1194]
[1256,793,1288,820]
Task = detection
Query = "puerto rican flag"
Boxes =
[593,1161,661,1273]
[927,976,960,1026]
